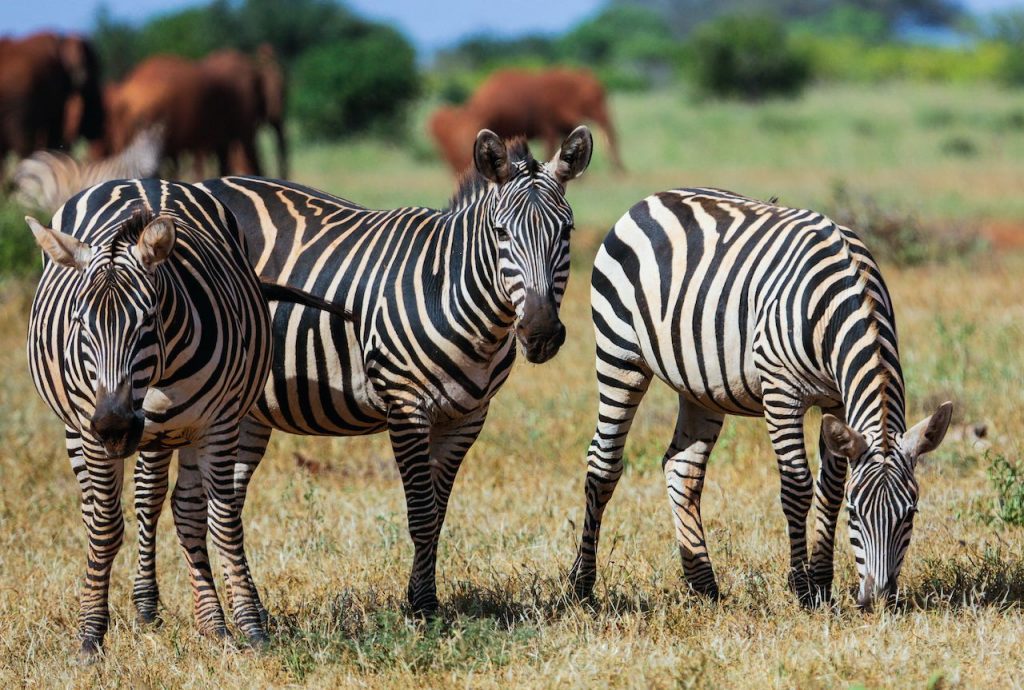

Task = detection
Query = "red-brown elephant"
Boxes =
[105,54,259,178]
[0,32,104,175]
[429,67,623,175]
[201,45,288,178]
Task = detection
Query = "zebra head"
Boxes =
[27,212,176,458]
[822,401,952,610]
[473,126,593,363]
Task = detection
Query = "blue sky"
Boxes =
[2,0,1022,52]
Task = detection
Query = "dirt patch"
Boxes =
[981,221,1024,251]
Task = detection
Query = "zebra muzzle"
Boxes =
[517,291,566,364]
[90,384,145,459]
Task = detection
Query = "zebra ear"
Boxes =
[134,216,176,272]
[473,129,510,185]
[551,125,593,184]
[26,216,93,271]
[821,414,869,460]
[903,401,953,461]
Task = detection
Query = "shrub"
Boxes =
[987,455,1024,527]
[291,25,419,140]
[827,182,985,266]
[0,196,42,279]
[690,14,811,100]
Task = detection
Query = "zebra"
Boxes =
[13,125,164,213]
[125,127,593,622]
[568,187,952,611]
[27,178,280,660]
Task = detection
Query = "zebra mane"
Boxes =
[112,207,155,244]
[853,260,895,453]
[446,137,535,212]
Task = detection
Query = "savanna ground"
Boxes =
[1,83,1023,687]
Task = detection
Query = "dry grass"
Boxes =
[2,82,1024,687]
[1,247,1022,687]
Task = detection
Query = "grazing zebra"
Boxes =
[127,127,593,621]
[568,187,952,610]
[27,178,276,659]
[13,125,163,212]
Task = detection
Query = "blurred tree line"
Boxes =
[436,0,1024,101]
[89,0,1024,141]
[93,0,419,140]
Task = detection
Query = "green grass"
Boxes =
[287,82,1024,231]
[2,81,1024,687]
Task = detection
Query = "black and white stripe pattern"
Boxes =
[125,128,593,618]
[13,126,163,213]
[27,178,273,659]
[568,187,952,610]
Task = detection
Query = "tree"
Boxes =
[615,0,964,38]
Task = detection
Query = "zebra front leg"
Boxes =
[808,408,849,606]
[195,427,267,644]
[75,438,127,661]
[763,390,815,606]
[388,406,440,615]
[132,450,171,626]
[568,358,651,599]
[664,398,724,599]
[171,447,228,638]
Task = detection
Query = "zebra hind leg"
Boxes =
[568,356,651,600]
[387,405,441,616]
[171,447,228,639]
[195,425,267,645]
[763,388,815,606]
[132,450,172,626]
[663,398,724,599]
[220,417,272,626]
[808,408,849,607]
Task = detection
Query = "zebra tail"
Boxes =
[258,281,354,321]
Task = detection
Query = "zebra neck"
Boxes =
[829,317,907,446]
[438,196,517,347]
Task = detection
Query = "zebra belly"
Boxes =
[252,314,387,436]
[635,314,765,416]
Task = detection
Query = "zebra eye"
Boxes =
[494,226,510,241]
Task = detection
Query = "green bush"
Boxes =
[291,26,419,140]
[987,455,1024,526]
[0,197,42,279]
[690,14,811,100]
[826,182,985,266]
[560,6,682,90]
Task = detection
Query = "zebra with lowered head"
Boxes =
[569,187,952,611]
[126,127,593,621]
[27,178,277,659]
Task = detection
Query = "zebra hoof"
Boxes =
[689,582,721,601]
[567,568,596,600]
[788,569,814,606]
[200,624,231,641]
[76,637,103,665]
[245,629,270,649]
[135,608,163,628]
[408,595,440,620]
